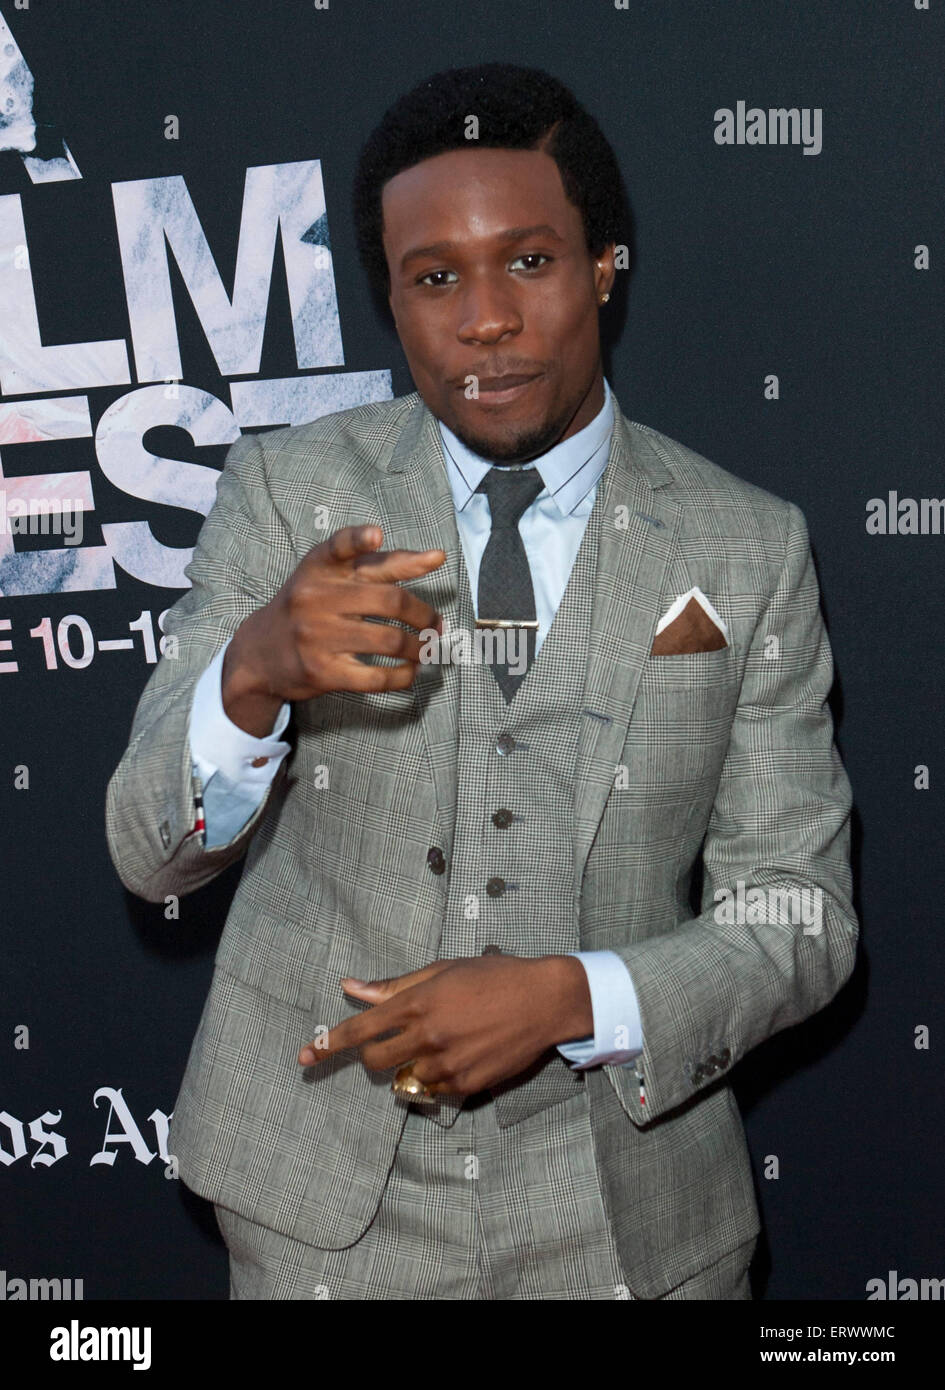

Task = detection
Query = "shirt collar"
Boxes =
[437,376,614,518]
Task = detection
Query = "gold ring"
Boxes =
[391,1061,435,1104]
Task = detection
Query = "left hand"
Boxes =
[297,954,591,1096]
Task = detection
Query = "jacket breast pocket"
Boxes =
[620,645,741,793]
[642,642,737,686]
[637,642,739,709]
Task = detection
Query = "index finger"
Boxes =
[329,525,446,581]
[351,543,448,584]
[299,994,408,1065]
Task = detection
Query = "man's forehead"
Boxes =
[381,149,576,251]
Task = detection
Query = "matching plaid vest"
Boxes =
[429,469,607,1128]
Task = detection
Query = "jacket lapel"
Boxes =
[371,397,465,838]
[570,410,681,900]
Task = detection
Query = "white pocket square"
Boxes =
[651,586,729,655]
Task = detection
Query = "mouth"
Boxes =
[465,372,544,405]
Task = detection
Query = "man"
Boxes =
[105,63,857,1300]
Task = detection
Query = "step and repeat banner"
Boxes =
[1,0,942,1304]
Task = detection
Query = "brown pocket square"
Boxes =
[651,596,729,655]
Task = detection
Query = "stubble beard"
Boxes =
[446,401,575,468]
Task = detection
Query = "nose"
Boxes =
[456,275,523,343]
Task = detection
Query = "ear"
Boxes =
[595,242,617,299]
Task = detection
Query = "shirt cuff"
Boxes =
[197,765,272,849]
[556,949,643,1070]
[189,637,291,787]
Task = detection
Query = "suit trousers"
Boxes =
[213,1086,755,1300]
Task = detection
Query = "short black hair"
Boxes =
[352,62,628,300]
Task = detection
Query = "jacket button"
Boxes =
[491,808,514,828]
[485,876,506,897]
[481,945,502,955]
[718,1047,731,1066]
[427,847,445,875]
[495,733,515,755]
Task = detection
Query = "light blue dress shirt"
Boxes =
[188,376,643,1070]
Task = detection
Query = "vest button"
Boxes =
[485,876,506,897]
[491,808,514,828]
[495,733,515,755]
[481,944,502,955]
[426,847,445,875]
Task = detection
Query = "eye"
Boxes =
[416,269,458,287]
[415,253,552,288]
[509,253,551,271]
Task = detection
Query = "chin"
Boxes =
[457,426,543,464]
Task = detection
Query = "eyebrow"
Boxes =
[398,224,565,271]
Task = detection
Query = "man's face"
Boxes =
[382,146,615,465]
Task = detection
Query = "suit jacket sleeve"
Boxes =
[105,431,297,903]
[607,502,858,1127]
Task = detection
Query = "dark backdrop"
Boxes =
[1,0,941,1301]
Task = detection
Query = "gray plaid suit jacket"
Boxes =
[105,389,858,1297]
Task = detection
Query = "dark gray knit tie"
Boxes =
[475,465,546,701]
